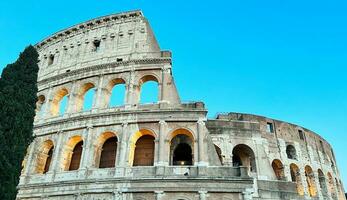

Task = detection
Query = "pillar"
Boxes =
[117,123,128,167]
[155,191,164,200]
[157,120,167,166]
[80,125,93,169]
[199,191,208,200]
[66,81,77,114]
[197,119,207,166]
[51,131,64,172]
[93,75,104,109]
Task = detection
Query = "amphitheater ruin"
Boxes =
[17,10,346,200]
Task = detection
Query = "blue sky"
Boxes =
[1,0,346,190]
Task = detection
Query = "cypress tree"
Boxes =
[0,45,39,200]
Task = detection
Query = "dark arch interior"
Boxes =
[232,154,242,167]
[133,135,155,166]
[43,147,54,173]
[69,141,83,171]
[173,143,192,166]
[99,137,118,168]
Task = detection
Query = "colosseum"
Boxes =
[17,10,346,200]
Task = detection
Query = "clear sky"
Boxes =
[1,0,346,190]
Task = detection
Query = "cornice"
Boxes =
[35,10,143,49]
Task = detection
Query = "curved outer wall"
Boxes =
[17,10,345,200]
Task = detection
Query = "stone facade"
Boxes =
[17,10,345,200]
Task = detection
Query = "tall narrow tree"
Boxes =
[0,45,39,200]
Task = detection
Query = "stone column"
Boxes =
[242,188,254,200]
[113,191,122,200]
[51,131,64,172]
[117,123,128,167]
[93,75,104,110]
[157,120,167,166]
[155,191,165,200]
[199,191,208,200]
[197,119,207,165]
[80,125,93,169]
[66,81,77,114]
[125,70,136,106]
[42,86,53,119]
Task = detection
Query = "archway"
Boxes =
[51,88,69,116]
[61,136,83,171]
[35,140,54,174]
[36,95,46,119]
[138,75,159,104]
[97,132,118,168]
[76,82,95,111]
[108,78,126,107]
[304,165,317,197]
[232,144,256,173]
[318,169,328,198]
[290,163,304,195]
[271,159,285,180]
[169,129,194,166]
[129,129,156,166]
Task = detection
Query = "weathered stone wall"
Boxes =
[16,10,345,200]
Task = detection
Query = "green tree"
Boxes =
[0,45,39,200]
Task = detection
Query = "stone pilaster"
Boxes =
[117,123,128,167]
[197,119,207,166]
[155,191,164,200]
[156,120,167,166]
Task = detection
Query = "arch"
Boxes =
[35,140,54,174]
[232,144,256,173]
[108,78,126,107]
[290,163,304,195]
[318,169,329,198]
[95,132,118,168]
[169,128,195,166]
[271,159,285,180]
[129,129,156,166]
[139,75,159,104]
[51,88,69,116]
[286,145,297,160]
[327,172,337,199]
[76,82,95,111]
[61,135,83,171]
[214,144,223,165]
[36,95,46,118]
[304,165,317,197]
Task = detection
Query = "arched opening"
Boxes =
[327,172,337,200]
[129,129,156,166]
[51,88,69,116]
[35,140,54,174]
[318,169,329,198]
[286,145,297,160]
[214,144,223,165]
[169,129,194,166]
[271,159,285,180]
[133,135,155,166]
[36,95,46,119]
[99,135,118,168]
[305,165,317,197]
[76,83,95,111]
[139,75,159,104]
[69,141,83,171]
[290,163,304,195]
[232,144,256,173]
[61,136,83,171]
[109,79,126,107]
